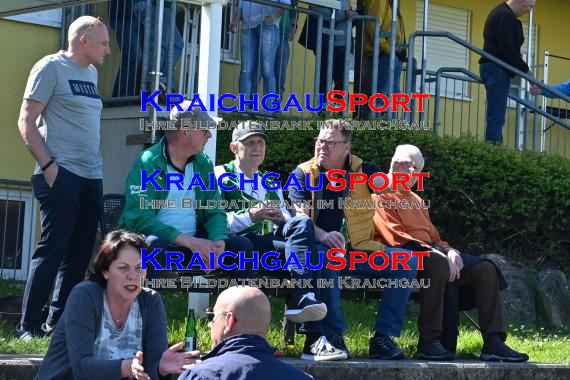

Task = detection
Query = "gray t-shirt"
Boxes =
[24,50,103,179]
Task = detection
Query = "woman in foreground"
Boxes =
[36,230,198,379]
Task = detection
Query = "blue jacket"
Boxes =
[543,79,570,99]
[179,334,313,380]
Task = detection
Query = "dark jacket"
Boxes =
[479,2,529,75]
[179,334,313,380]
[36,281,167,380]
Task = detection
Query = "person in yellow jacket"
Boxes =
[363,0,407,95]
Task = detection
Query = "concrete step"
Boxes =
[1,355,568,380]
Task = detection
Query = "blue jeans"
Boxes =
[275,33,290,100]
[281,217,345,336]
[480,63,511,144]
[135,2,184,86]
[376,53,403,95]
[341,248,418,337]
[239,23,280,101]
[110,2,140,97]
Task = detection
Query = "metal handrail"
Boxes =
[406,31,570,133]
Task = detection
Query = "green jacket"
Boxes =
[119,137,228,244]
[216,161,280,235]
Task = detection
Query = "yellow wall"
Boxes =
[0,19,60,180]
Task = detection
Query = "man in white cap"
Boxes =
[214,121,347,361]
[120,103,253,279]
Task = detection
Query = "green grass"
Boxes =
[0,282,568,363]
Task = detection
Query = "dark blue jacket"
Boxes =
[179,334,313,380]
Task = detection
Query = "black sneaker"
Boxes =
[480,341,529,362]
[369,334,406,360]
[416,339,455,361]
[301,335,348,361]
[284,291,327,323]
[326,334,350,358]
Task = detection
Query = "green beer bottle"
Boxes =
[184,308,197,352]
[262,219,273,235]
[340,218,350,250]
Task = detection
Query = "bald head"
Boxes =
[215,287,271,337]
[65,16,110,67]
[68,16,104,44]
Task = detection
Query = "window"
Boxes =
[0,186,36,280]
[414,1,471,100]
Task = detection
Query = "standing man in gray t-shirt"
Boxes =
[16,16,111,339]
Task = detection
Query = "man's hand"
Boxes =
[288,24,296,41]
[175,234,220,271]
[43,163,59,188]
[248,205,270,222]
[391,157,415,175]
[346,9,358,18]
[530,85,543,96]
[318,231,345,249]
[229,20,237,33]
[266,209,286,227]
[447,249,463,282]
[263,15,274,26]
[159,342,201,377]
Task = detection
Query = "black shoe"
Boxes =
[416,339,455,361]
[285,291,327,323]
[480,341,529,362]
[369,334,406,360]
[326,334,350,358]
[301,335,348,361]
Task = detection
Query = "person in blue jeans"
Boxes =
[289,120,419,360]
[479,0,536,143]
[109,0,141,97]
[298,0,356,97]
[275,7,297,101]
[214,121,345,361]
[363,0,407,97]
[134,0,184,91]
[231,0,290,106]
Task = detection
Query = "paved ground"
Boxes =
[1,355,568,379]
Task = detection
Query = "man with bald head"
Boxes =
[17,16,111,339]
[179,286,313,380]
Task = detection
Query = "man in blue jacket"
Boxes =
[179,286,313,380]
[531,79,570,98]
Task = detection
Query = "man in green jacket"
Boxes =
[119,105,252,279]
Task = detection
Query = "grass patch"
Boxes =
[0,282,568,363]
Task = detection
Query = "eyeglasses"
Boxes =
[205,307,231,323]
[81,16,101,40]
[315,138,348,149]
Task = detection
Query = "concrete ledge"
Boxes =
[1,356,568,380]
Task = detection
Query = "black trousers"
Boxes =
[21,167,102,331]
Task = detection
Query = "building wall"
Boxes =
[0,19,60,180]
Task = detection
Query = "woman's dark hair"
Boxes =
[90,230,149,286]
